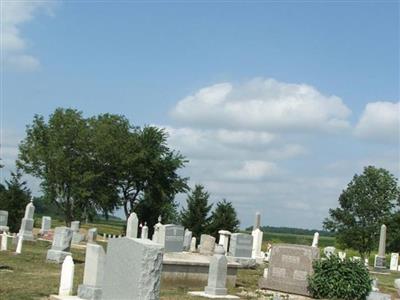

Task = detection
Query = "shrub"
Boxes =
[308,254,372,300]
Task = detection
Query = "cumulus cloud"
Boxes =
[171,78,351,133]
[354,101,400,144]
[2,1,55,71]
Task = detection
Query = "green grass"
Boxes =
[263,231,336,248]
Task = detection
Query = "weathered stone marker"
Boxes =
[183,229,192,251]
[159,224,185,252]
[87,228,97,243]
[47,227,73,263]
[229,233,253,258]
[218,230,231,254]
[1,232,8,251]
[59,255,75,296]
[374,224,387,271]
[188,245,239,299]
[78,243,106,300]
[152,215,162,243]
[259,244,320,296]
[0,210,9,232]
[311,232,319,248]
[390,253,399,271]
[71,221,85,244]
[141,223,149,239]
[252,212,264,260]
[199,234,216,255]
[102,237,164,300]
[18,200,35,241]
[40,216,52,235]
[126,212,139,239]
[15,236,23,254]
[190,237,197,252]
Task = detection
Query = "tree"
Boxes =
[17,108,111,225]
[180,185,213,239]
[208,199,240,238]
[324,166,400,258]
[0,171,31,232]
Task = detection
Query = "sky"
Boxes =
[1,0,399,229]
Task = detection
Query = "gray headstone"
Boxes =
[199,234,216,255]
[375,224,387,270]
[229,233,253,258]
[205,245,228,296]
[87,228,97,243]
[0,210,9,232]
[159,224,185,252]
[126,212,138,239]
[40,216,51,234]
[102,237,164,300]
[46,227,73,263]
[259,244,320,296]
[78,243,106,300]
[183,229,192,251]
[18,201,35,241]
[71,221,80,232]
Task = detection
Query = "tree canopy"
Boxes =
[208,199,240,238]
[324,166,400,257]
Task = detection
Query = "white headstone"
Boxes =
[218,230,231,254]
[59,255,75,296]
[87,228,98,243]
[126,212,138,239]
[390,253,399,271]
[183,229,192,251]
[152,215,162,243]
[394,278,400,296]
[40,216,52,235]
[190,237,197,252]
[311,232,319,248]
[18,200,35,241]
[141,223,149,239]
[15,236,23,254]
[1,232,8,251]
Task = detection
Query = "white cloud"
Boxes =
[354,101,400,144]
[171,78,351,133]
[2,1,55,71]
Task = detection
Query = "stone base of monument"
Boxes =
[162,252,240,288]
[49,295,82,300]
[188,291,239,299]
[227,256,257,268]
[18,232,35,241]
[46,249,72,263]
[77,284,102,300]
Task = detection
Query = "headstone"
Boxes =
[199,234,216,255]
[218,230,231,254]
[366,291,392,300]
[15,236,23,254]
[152,215,162,243]
[252,212,264,260]
[71,221,85,244]
[390,253,399,271]
[374,224,387,271]
[190,237,197,252]
[365,258,370,267]
[18,200,35,241]
[311,232,319,248]
[126,212,139,239]
[47,227,73,263]
[141,223,149,239]
[78,243,106,300]
[183,229,192,251]
[87,228,98,243]
[1,232,8,251]
[102,237,164,300]
[40,216,52,235]
[229,233,253,258]
[259,244,320,296]
[394,278,400,296]
[323,246,336,258]
[158,224,185,252]
[59,255,74,296]
[0,210,9,232]
[188,245,239,299]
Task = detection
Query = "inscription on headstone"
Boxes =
[259,244,319,296]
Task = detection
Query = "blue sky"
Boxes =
[1,1,399,229]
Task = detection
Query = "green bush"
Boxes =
[308,255,372,300]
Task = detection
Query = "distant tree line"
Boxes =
[244,225,335,237]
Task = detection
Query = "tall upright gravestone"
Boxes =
[374,224,387,271]
[102,237,164,300]
[18,200,35,241]
[259,244,320,296]
[126,212,139,239]
[251,212,264,260]
[0,210,9,232]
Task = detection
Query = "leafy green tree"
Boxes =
[324,166,400,258]
[387,211,400,252]
[208,199,240,238]
[17,108,110,225]
[180,185,213,239]
[0,171,31,232]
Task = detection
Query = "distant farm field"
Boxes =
[263,231,336,248]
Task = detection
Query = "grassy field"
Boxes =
[2,219,398,299]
